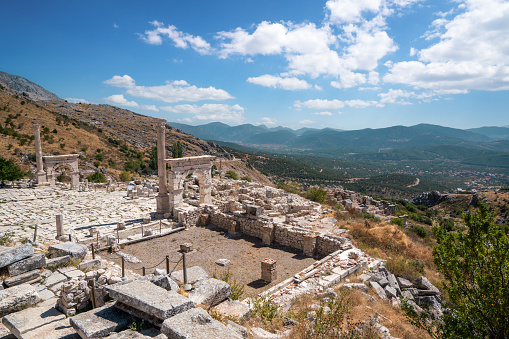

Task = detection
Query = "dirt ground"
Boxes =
[102,224,318,297]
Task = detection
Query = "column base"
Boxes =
[156,193,170,215]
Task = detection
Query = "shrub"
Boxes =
[226,170,238,180]
[411,225,428,238]
[57,174,71,182]
[119,171,131,182]
[304,187,329,204]
[391,217,405,227]
[93,161,100,168]
[240,176,252,182]
[86,171,106,183]
[95,154,104,161]
[212,269,244,300]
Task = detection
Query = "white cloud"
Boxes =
[65,98,91,104]
[140,22,211,55]
[313,111,333,116]
[104,94,139,107]
[177,118,194,124]
[331,71,366,89]
[299,119,315,125]
[113,23,119,29]
[294,99,344,110]
[161,104,245,124]
[247,74,311,90]
[103,75,233,103]
[379,89,415,104]
[345,99,381,108]
[141,105,159,112]
[260,117,277,125]
[103,75,135,87]
[326,0,381,24]
[385,0,509,91]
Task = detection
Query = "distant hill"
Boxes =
[467,126,509,141]
[0,71,61,101]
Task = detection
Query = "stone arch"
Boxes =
[164,155,214,214]
[43,154,80,188]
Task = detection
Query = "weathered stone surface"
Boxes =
[46,255,71,269]
[161,307,242,339]
[170,266,208,285]
[215,259,231,267]
[7,253,46,277]
[22,318,80,339]
[152,275,179,292]
[0,284,39,317]
[0,244,34,269]
[377,277,389,288]
[113,301,164,327]
[2,305,66,338]
[369,281,387,300]
[4,269,41,287]
[343,283,368,292]
[79,259,101,273]
[397,277,413,289]
[70,303,137,339]
[44,271,67,287]
[384,286,397,299]
[417,289,441,296]
[107,279,194,320]
[63,269,85,280]
[415,276,440,295]
[387,273,401,295]
[38,288,55,301]
[226,320,248,339]
[189,278,231,307]
[48,242,87,259]
[213,299,251,320]
[105,327,166,338]
[358,273,371,282]
[250,327,279,338]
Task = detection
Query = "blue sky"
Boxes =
[1,0,508,130]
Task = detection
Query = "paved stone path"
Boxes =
[0,187,155,242]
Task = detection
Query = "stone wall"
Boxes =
[273,224,307,251]
[316,234,348,256]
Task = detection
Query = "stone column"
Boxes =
[303,234,318,257]
[156,120,170,214]
[261,225,274,245]
[261,258,277,283]
[56,214,64,238]
[33,121,47,184]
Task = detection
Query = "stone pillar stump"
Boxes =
[261,258,277,283]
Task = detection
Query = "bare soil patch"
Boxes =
[105,224,318,297]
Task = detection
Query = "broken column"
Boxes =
[156,119,170,215]
[33,121,47,185]
[56,215,64,239]
[261,258,277,283]
[303,233,318,257]
[261,225,274,245]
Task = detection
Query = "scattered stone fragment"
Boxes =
[213,299,251,320]
[0,244,34,269]
[78,259,101,272]
[226,320,249,339]
[161,307,242,339]
[188,278,231,307]
[250,327,280,338]
[4,269,42,287]
[215,259,231,267]
[170,266,208,285]
[384,285,397,298]
[0,284,39,317]
[343,283,368,292]
[70,302,137,339]
[7,253,46,276]
[415,276,440,295]
[397,277,413,289]
[44,271,67,288]
[48,242,87,259]
[152,275,179,292]
[369,281,387,300]
[2,305,66,338]
[46,255,72,269]
[105,327,166,338]
[22,318,80,339]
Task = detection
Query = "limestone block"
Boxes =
[4,269,41,287]
[227,320,249,339]
[106,279,194,320]
[152,275,179,292]
[21,318,79,339]
[170,266,208,285]
[2,305,66,338]
[415,276,440,295]
[215,259,231,267]
[7,253,46,276]
[105,327,166,339]
[46,255,71,269]
[384,285,397,299]
[44,271,67,288]
[161,307,242,339]
[397,276,414,289]
[250,327,280,338]
[79,259,101,273]
[188,278,231,307]
[0,244,34,269]
[343,283,368,292]
[387,273,401,295]
[48,242,87,259]
[0,284,39,317]
[369,281,387,300]
[70,303,137,339]
[213,299,251,321]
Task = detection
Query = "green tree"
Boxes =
[119,171,131,182]
[148,146,158,171]
[304,187,329,204]
[172,141,183,158]
[0,157,25,185]
[86,171,107,183]
[404,203,509,338]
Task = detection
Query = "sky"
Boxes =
[1,0,508,130]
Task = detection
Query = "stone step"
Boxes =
[106,279,194,321]
[0,244,34,269]
[21,318,79,339]
[7,254,46,277]
[69,302,137,339]
[2,305,66,339]
[0,284,39,317]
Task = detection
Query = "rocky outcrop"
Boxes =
[411,191,448,207]
[0,71,61,101]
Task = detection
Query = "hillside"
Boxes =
[0,74,243,180]
[0,71,61,101]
